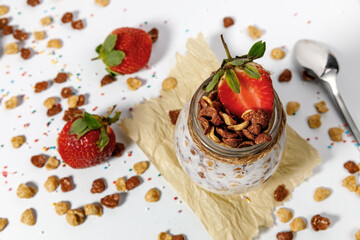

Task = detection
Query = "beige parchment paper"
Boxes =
[119,33,322,240]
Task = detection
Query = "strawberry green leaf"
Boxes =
[69,118,88,135]
[108,111,121,124]
[98,127,109,151]
[225,69,240,94]
[84,112,102,130]
[105,67,120,77]
[248,41,266,59]
[104,50,125,67]
[95,44,102,54]
[103,34,117,53]
[228,58,251,67]
[243,63,261,79]
[76,127,92,139]
[205,69,224,92]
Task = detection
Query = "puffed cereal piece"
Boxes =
[47,39,62,49]
[314,187,331,201]
[356,186,360,195]
[54,201,70,215]
[0,218,8,231]
[286,101,300,115]
[40,16,52,26]
[308,114,322,128]
[0,6,9,16]
[145,188,160,202]
[45,156,60,170]
[133,161,149,175]
[328,127,344,142]
[67,95,79,108]
[115,177,126,191]
[276,208,293,223]
[20,209,36,226]
[34,31,45,40]
[11,135,25,148]
[66,209,85,226]
[247,25,263,39]
[126,77,142,91]
[315,101,329,113]
[5,96,17,109]
[270,48,285,60]
[43,97,56,109]
[162,77,177,90]
[16,183,37,199]
[5,43,19,54]
[356,229,360,240]
[95,0,110,7]
[342,175,356,192]
[290,217,306,232]
[44,176,59,192]
[158,232,172,240]
[84,203,103,217]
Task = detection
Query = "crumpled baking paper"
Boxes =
[119,33,321,240]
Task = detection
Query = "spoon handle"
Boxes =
[323,71,360,149]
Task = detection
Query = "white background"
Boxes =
[0,0,360,239]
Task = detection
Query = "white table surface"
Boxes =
[0,0,360,239]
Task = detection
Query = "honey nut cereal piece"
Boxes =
[172,235,185,240]
[95,0,110,7]
[169,110,181,125]
[274,184,289,202]
[134,161,149,175]
[60,177,73,192]
[20,209,36,226]
[276,232,293,240]
[54,72,67,83]
[112,142,125,157]
[313,187,331,201]
[71,20,84,30]
[342,175,356,192]
[308,114,322,128]
[27,0,40,7]
[219,112,236,125]
[162,77,177,90]
[289,217,306,232]
[61,12,73,23]
[286,101,300,116]
[247,25,263,39]
[311,214,331,231]
[54,201,70,215]
[67,95,79,108]
[47,105,62,117]
[20,48,31,59]
[145,188,160,202]
[100,193,120,208]
[276,208,293,223]
[41,16,52,26]
[2,25,13,35]
[271,48,286,60]
[227,121,250,131]
[115,177,126,192]
[66,209,85,226]
[90,178,106,194]
[207,126,221,143]
[328,127,344,142]
[44,176,59,192]
[63,107,83,121]
[223,17,234,28]
[356,230,360,240]
[344,161,359,174]
[315,101,329,113]
[61,87,73,98]
[0,6,9,16]
[31,155,47,168]
[34,81,48,93]
[47,39,62,49]
[16,183,37,199]
[76,94,85,107]
[5,96,18,109]
[5,43,19,54]
[126,77,142,91]
[101,74,116,86]
[43,97,56,109]
[126,176,140,190]
[13,30,29,41]
[278,69,292,82]
[0,218,8,232]
[158,232,172,240]
[11,135,25,148]
[147,28,159,43]
[33,31,45,40]
[84,203,103,217]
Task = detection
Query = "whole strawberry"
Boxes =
[58,106,120,169]
[93,27,153,75]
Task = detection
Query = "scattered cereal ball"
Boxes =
[247,25,262,39]
[0,6,9,16]
[313,187,330,201]
[101,75,116,86]
[45,156,60,170]
[67,95,79,108]
[20,48,31,59]
[43,97,56,109]
[0,218,8,232]
[112,142,125,157]
[276,232,293,240]
[133,161,149,175]
[223,17,234,28]
[34,31,45,40]
[5,96,18,109]
[271,48,285,60]
[95,0,110,7]
[115,177,126,191]
[27,0,40,7]
[308,114,321,128]
[20,209,36,226]
[289,217,306,232]
[172,235,185,240]
[278,69,292,82]
[34,81,48,93]
[276,208,293,223]
[286,101,300,116]
[356,186,360,195]
[145,188,160,202]
[158,232,172,240]
[344,160,359,174]
[44,176,59,192]
[162,77,177,91]
[5,42,18,54]
[47,39,62,49]
[126,77,142,91]
[11,135,26,148]
[40,16,52,26]
[66,209,85,226]
[61,12,73,23]
[342,175,356,192]
[356,230,360,240]
[17,183,37,198]
[84,203,103,217]
[315,101,329,113]
[54,202,70,215]
[126,176,140,190]
[71,20,84,30]
[328,127,344,142]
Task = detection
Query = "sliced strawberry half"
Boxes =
[218,65,274,117]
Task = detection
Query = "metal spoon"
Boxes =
[295,39,360,150]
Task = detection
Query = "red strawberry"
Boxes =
[93,27,153,75]
[58,107,120,169]
[218,64,274,117]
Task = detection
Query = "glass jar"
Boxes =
[174,78,287,195]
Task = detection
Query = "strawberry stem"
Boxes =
[221,34,232,59]
[91,57,100,61]
[105,105,117,118]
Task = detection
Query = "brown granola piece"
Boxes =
[344,160,359,174]
[61,87,73,98]
[238,141,254,147]
[216,127,238,139]
[71,20,84,30]
[0,17,8,29]
[315,101,329,113]
[27,0,40,7]
[274,184,288,201]
[198,106,223,126]
[328,127,344,141]
[197,117,211,135]
[101,75,116,86]
[242,129,255,140]
[223,138,241,148]
[76,94,85,107]
[100,193,120,208]
[278,69,292,82]
[61,12,73,23]
[308,114,321,128]
[147,28,159,43]
[276,232,293,240]
[169,109,181,125]
[34,81,48,93]
[311,214,330,231]
[112,142,125,157]
[247,123,261,135]
[54,72,68,83]
[20,48,31,59]
[2,25,13,35]
[90,178,106,194]
[223,17,234,28]
[31,155,47,168]
[241,109,269,127]
[63,108,82,121]
[60,177,73,192]
[47,105,62,116]
[172,235,185,240]
[13,30,28,41]
[126,176,140,190]
[255,133,271,144]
